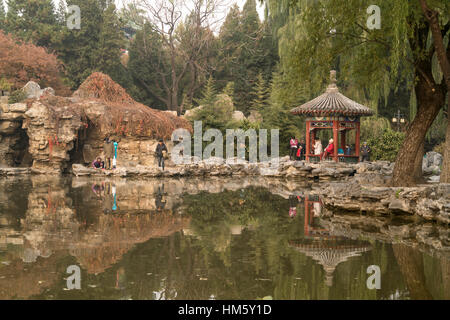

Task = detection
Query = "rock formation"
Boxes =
[0,73,192,172]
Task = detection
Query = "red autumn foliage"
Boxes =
[0,30,70,95]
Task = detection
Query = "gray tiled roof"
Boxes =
[291,71,374,117]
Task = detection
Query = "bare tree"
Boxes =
[125,0,226,114]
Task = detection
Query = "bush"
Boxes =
[433,142,445,155]
[367,128,405,162]
[8,90,27,104]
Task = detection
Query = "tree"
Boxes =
[5,0,59,48]
[196,76,217,107]
[0,30,68,94]
[55,0,126,89]
[265,0,449,186]
[250,73,269,111]
[216,0,278,114]
[419,0,450,183]
[127,0,222,113]
[0,0,6,29]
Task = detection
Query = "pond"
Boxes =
[0,176,448,300]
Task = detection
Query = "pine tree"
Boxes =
[222,82,235,98]
[250,73,269,111]
[95,3,125,75]
[5,0,59,48]
[196,76,217,107]
[55,0,126,88]
[0,1,6,29]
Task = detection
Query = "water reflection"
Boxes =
[288,194,372,287]
[0,177,448,300]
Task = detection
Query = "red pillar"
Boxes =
[333,120,338,162]
[355,121,360,161]
[305,121,310,161]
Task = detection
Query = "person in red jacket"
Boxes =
[322,139,334,160]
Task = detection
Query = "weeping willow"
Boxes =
[263,0,448,115]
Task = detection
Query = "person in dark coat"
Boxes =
[360,142,371,162]
[155,139,168,170]
[103,137,115,169]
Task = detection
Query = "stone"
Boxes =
[8,103,27,113]
[183,106,203,118]
[41,87,55,96]
[388,198,411,214]
[0,121,21,134]
[232,111,245,121]
[22,81,41,99]
[248,110,262,123]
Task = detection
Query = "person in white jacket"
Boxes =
[313,138,323,156]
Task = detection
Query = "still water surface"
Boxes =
[0,177,448,300]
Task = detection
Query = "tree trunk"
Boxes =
[440,102,450,182]
[418,0,450,183]
[412,139,425,183]
[392,66,445,187]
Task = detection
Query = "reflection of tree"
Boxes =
[0,250,68,299]
[392,243,433,300]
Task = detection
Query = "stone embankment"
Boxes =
[68,157,392,181]
[315,181,450,225]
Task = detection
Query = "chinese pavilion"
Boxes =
[291,70,374,162]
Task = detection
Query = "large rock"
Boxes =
[22,81,42,99]
[232,111,245,121]
[184,106,203,118]
[423,151,442,176]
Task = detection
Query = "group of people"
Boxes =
[92,137,119,169]
[289,138,306,161]
[290,137,371,161]
[92,137,169,170]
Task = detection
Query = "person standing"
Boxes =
[360,142,371,162]
[155,139,168,170]
[103,137,114,169]
[345,145,352,155]
[289,137,298,160]
[112,139,118,169]
[296,139,306,160]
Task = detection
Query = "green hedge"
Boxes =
[367,128,405,162]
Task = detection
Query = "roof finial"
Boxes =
[330,70,337,84]
[326,70,338,93]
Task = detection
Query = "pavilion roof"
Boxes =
[291,71,374,117]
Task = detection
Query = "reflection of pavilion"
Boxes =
[290,195,372,286]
